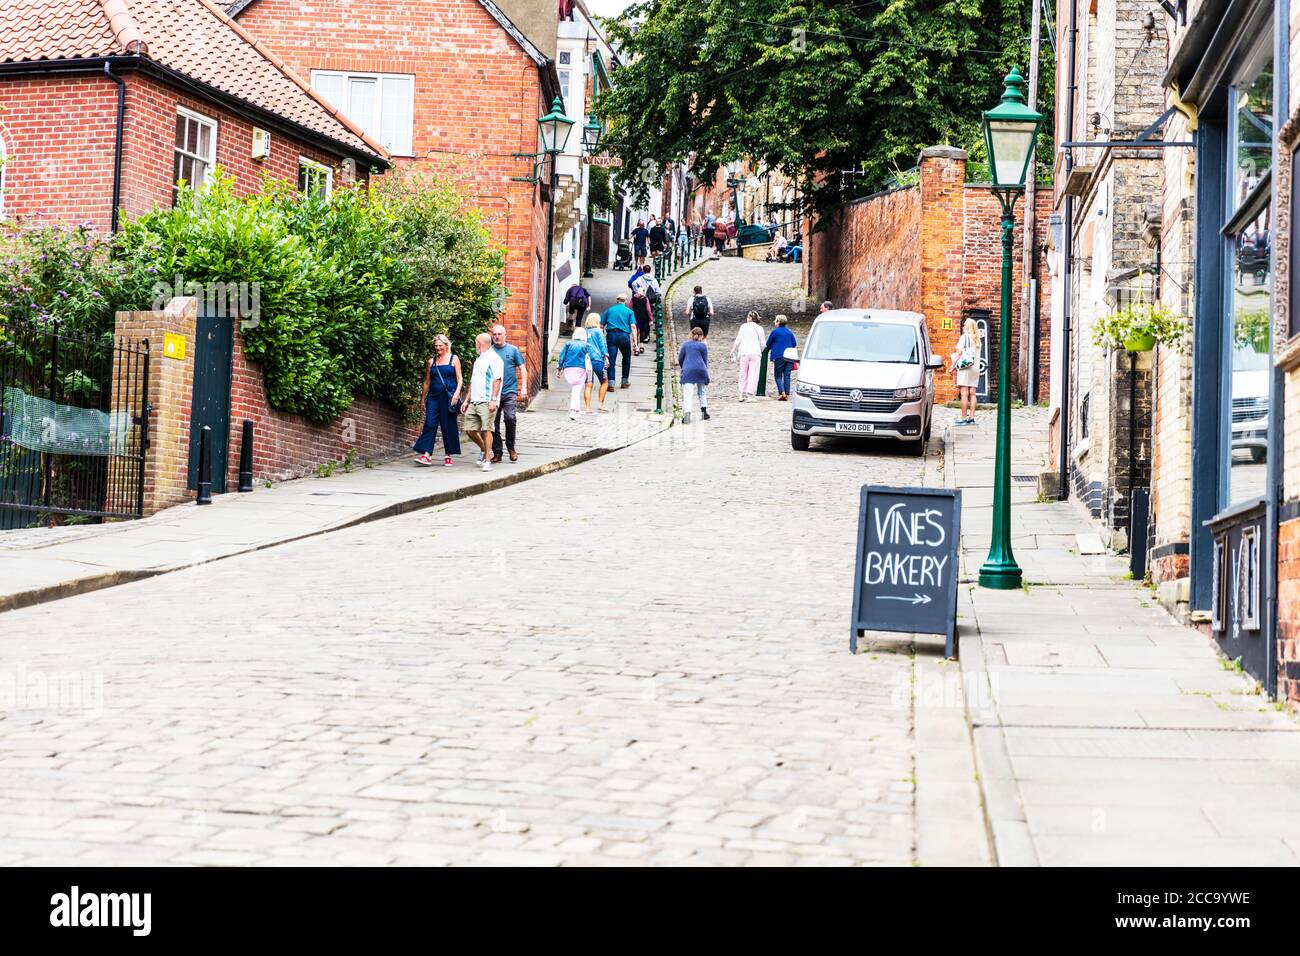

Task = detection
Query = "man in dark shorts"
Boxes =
[631,220,649,269]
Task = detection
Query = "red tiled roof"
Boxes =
[0,0,388,163]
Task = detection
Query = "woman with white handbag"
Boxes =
[950,318,982,425]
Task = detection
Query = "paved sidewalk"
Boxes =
[0,367,669,614]
[945,407,1300,866]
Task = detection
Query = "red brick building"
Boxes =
[227,0,563,397]
[0,0,426,496]
[0,0,388,232]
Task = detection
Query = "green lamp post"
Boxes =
[580,112,604,278]
[536,97,575,389]
[977,66,1042,591]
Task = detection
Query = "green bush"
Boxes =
[107,169,505,424]
[0,221,153,336]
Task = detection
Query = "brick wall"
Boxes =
[0,70,359,232]
[225,330,418,486]
[808,184,921,315]
[1279,517,1300,706]
[118,72,355,221]
[0,74,119,231]
[233,0,552,397]
[811,146,1052,405]
[112,301,198,515]
[1151,104,1197,602]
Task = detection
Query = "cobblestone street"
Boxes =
[0,257,953,867]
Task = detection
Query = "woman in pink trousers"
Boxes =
[731,310,766,401]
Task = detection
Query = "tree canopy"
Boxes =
[597,0,1052,220]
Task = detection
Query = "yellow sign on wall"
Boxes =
[942,317,953,331]
[163,333,187,361]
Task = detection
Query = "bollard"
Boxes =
[756,348,769,397]
[238,418,254,492]
[196,424,213,505]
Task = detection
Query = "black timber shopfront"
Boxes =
[1167,0,1286,691]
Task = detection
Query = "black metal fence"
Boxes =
[0,319,150,529]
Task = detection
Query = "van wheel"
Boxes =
[909,437,927,457]
[791,431,811,451]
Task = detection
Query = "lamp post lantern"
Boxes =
[581,112,603,278]
[536,97,575,389]
[977,66,1042,591]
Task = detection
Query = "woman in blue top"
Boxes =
[582,313,610,414]
[677,326,711,423]
[557,327,592,421]
[765,315,798,401]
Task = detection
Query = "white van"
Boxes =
[787,309,944,455]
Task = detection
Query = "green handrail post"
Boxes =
[653,298,665,415]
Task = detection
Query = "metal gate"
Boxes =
[0,319,150,529]
[187,314,232,494]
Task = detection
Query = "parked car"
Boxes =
[788,309,944,455]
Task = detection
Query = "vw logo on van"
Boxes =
[849,389,864,403]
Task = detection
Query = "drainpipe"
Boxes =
[105,62,126,233]
[1058,0,1078,500]
[1265,0,1289,696]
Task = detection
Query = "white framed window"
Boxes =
[559,70,571,99]
[311,70,414,156]
[174,107,217,204]
[297,157,333,198]
[559,51,571,65]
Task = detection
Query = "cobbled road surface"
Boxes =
[0,259,941,866]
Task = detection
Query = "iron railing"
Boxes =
[0,319,150,529]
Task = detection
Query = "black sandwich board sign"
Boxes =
[851,485,962,658]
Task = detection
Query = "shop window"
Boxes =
[1222,36,1273,507]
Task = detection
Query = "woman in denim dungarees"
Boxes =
[413,334,463,466]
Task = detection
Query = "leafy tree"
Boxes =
[597,0,1052,220]
[588,165,616,216]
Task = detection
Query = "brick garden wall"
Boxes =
[233,0,552,398]
[809,184,921,317]
[810,147,1053,405]
[226,332,418,487]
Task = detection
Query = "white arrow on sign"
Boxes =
[876,593,932,605]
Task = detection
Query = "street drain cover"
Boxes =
[1012,475,1037,483]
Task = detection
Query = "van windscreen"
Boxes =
[804,321,919,363]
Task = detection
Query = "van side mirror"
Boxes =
[783,347,800,362]
[925,355,945,370]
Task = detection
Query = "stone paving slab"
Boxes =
[946,409,1300,866]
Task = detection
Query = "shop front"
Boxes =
[1167,0,1282,690]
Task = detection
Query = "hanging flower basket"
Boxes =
[1122,330,1157,352]
[1092,277,1189,354]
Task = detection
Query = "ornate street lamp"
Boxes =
[978,66,1042,590]
[581,112,604,278]
[539,96,575,154]
[535,97,574,389]
[581,112,603,153]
